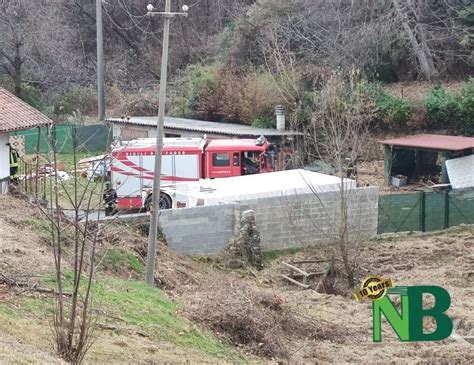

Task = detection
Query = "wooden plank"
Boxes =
[292,259,331,264]
[430,183,451,188]
[292,271,325,278]
[280,275,310,289]
[282,262,309,277]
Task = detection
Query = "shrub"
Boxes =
[104,85,159,117]
[459,5,474,26]
[185,64,218,112]
[251,116,276,129]
[172,64,285,125]
[170,64,219,119]
[239,69,283,125]
[458,79,474,126]
[425,86,460,127]
[53,86,98,117]
[365,83,412,127]
[375,92,412,126]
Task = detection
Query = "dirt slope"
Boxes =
[0,195,54,275]
[0,194,242,364]
[258,226,474,363]
[155,226,474,363]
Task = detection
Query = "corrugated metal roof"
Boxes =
[380,134,474,151]
[0,88,53,133]
[106,116,302,137]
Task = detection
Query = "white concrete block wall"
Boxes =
[159,204,236,255]
[239,187,379,251]
[157,186,379,255]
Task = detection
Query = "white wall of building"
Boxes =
[0,133,10,193]
[112,124,156,141]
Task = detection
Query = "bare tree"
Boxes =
[0,0,31,96]
[303,71,377,288]
[233,0,472,82]
[392,0,437,80]
[23,124,118,364]
[0,0,87,96]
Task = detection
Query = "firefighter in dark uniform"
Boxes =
[103,182,117,216]
[8,143,19,182]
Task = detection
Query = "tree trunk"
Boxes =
[392,0,437,81]
[14,44,22,98]
[417,24,436,73]
[339,175,355,288]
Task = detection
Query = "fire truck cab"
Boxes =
[110,136,277,211]
[203,137,276,178]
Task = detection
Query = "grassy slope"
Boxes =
[0,192,244,363]
[0,275,244,363]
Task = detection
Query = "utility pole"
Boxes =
[145,1,189,286]
[96,0,105,121]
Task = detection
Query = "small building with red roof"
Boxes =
[380,134,474,186]
[0,87,53,193]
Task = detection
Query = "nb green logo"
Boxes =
[372,286,453,342]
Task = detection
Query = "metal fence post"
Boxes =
[444,190,450,229]
[420,192,426,232]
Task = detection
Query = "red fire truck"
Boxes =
[110,137,277,210]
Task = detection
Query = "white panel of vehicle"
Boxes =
[175,155,199,180]
[114,172,141,197]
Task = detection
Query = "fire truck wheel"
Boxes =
[159,193,172,210]
[144,192,172,212]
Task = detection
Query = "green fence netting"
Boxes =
[449,190,474,227]
[10,124,111,154]
[378,190,474,234]
[378,193,422,233]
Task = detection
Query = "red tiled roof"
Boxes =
[0,87,53,133]
[380,134,474,152]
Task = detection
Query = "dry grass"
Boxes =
[180,276,342,359]
[257,226,474,363]
[2,192,473,363]
[126,224,474,363]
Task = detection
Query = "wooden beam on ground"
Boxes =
[0,273,72,297]
[280,274,310,289]
[292,259,330,265]
[292,271,325,278]
[282,261,309,277]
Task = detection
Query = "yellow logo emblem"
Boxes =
[353,275,394,302]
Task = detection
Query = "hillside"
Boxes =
[1,193,473,363]
[1,1,472,130]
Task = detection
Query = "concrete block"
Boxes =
[158,186,378,255]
